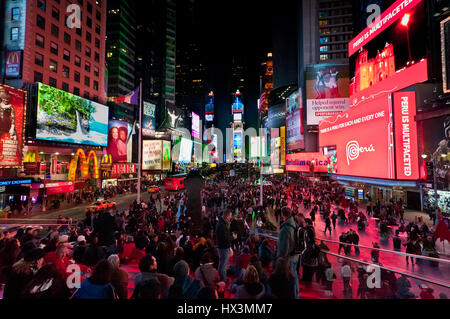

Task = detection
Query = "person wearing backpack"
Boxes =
[276,206,300,299]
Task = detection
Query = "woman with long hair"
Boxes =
[107,254,129,299]
[267,257,295,299]
[233,265,265,299]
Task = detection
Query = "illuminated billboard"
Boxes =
[162,140,171,170]
[286,153,329,173]
[306,64,350,125]
[286,89,304,150]
[319,94,395,179]
[179,138,193,163]
[232,92,244,113]
[191,112,200,139]
[271,129,280,166]
[142,102,156,136]
[442,16,450,94]
[0,85,25,168]
[142,140,162,170]
[393,91,419,180]
[107,120,132,163]
[36,83,109,146]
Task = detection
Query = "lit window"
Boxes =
[320,54,328,61]
[320,46,329,52]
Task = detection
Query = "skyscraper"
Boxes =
[1,0,107,103]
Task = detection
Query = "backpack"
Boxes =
[286,223,306,255]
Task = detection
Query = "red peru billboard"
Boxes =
[349,0,423,57]
[319,94,395,179]
[286,153,329,173]
[394,92,419,180]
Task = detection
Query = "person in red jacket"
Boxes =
[419,285,435,299]
[44,243,71,279]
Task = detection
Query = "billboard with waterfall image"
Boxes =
[36,83,109,146]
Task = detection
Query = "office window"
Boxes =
[11,7,20,21]
[84,91,89,99]
[37,0,46,11]
[87,2,93,13]
[96,0,102,7]
[86,16,92,28]
[86,31,92,43]
[52,6,59,20]
[75,55,81,67]
[95,24,100,35]
[62,82,69,92]
[93,80,99,91]
[74,71,80,82]
[77,0,83,5]
[76,27,82,36]
[96,10,101,21]
[94,66,99,77]
[50,42,58,55]
[10,27,19,41]
[94,52,99,62]
[63,49,70,62]
[93,95,99,102]
[84,76,90,87]
[62,66,70,78]
[49,59,57,72]
[51,24,59,38]
[36,15,45,30]
[35,53,44,67]
[95,38,100,49]
[36,34,45,48]
[320,54,329,61]
[85,61,91,72]
[49,77,57,87]
[34,71,43,83]
[75,40,82,52]
[85,46,91,57]
[73,87,80,95]
[64,32,71,45]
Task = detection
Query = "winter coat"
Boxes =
[276,216,297,258]
[215,217,231,249]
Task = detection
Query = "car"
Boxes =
[147,185,160,193]
[85,200,116,213]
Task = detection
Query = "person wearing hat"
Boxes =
[167,260,201,299]
[3,248,45,299]
[419,285,435,299]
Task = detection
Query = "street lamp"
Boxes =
[401,13,412,63]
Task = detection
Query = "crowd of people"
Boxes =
[0,166,447,299]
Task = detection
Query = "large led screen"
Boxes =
[142,140,162,170]
[286,89,304,150]
[191,112,200,139]
[306,64,350,125]
[0,85,25,167]
[36,83,108,146]
[179,138,193,163]
[107,120,132,163]
[319,94,395,179]
[286,153,329,173]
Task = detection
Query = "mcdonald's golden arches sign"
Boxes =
[5,50,22,78]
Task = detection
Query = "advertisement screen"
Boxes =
[233,132,242,158]
[271,129,280,166]
[442,16,450,93]
[319,94,395,179]
[143,102,156,136]
[36,83,109,146]
[205,114,214,122]
[191,112,200,139]
[286,153,329,173]
[142,140,162,170]
[0,85,25,167]
[232,95,244,113]
[162,140,171,170]
[179,138,193,163]
[393,92,419,180]
[233,113,242,122]
[165,103,185,129]
[107,120,132,163]
[250,137,259,158]
[5,50,22,78]
[286,89,304,150]
[206,96,214,114]
[267,104,286,129]
[349,0,427,99]
[306,64,350,125]
[349,0,423,57]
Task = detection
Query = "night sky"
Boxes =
[192,0,273,135]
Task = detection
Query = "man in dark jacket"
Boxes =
[94,210,116,253]
[215,210,232,282]
[276,206,300,299]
